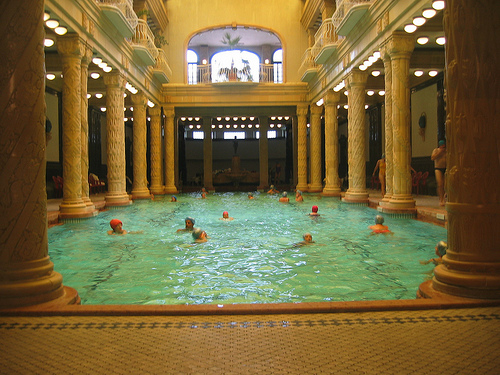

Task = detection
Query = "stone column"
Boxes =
[57,34,95,219]
[381,32,416,213]
[103,71,131,207]
[292,115,299,187]
[380,44,394,201]
[431,0,500,299]
[131,92,151,199]
[257,116,269,190]
[323,90,341,196]
[80,42,97,213]
[0,0,78,308]
[343,69,369,204]
[202,117,214,191]
[309,103,323,192]
[149,106,163,194]
[164,106,178,194]
[296,104,309,192]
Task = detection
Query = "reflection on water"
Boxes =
[48,192,446,305]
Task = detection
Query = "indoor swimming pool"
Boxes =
[48,192,447,305]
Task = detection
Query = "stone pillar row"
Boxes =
[164,107,178,194]
[131,92,151,199]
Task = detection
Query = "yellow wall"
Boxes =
[165,0,309,84]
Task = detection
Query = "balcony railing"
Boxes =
[98,0,138,38]
[298,48,318,82]
[332,0,372,36]
[128,19,159,65]
[152,49,172,83]
[189,64,281,85]
[312,19,341,64]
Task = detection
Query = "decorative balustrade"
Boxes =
[332,0,372,36]
[152,49,172,83]
[312,19,342,64]
[98,0,138,38]
[298,48,318,82]
[190,64,279,84]
[128,19,158,65]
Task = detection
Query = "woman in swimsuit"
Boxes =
[431,140,447,206]
[372,154,386,197]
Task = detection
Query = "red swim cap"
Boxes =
[223,211,229,216]
[110,219,122,229]
[312,205,318,213]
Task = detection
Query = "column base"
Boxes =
[295,183,308,192]
[343,190,369,204]
[131,188,152,200]
[308,184,323,193]
[150,185,165,195]
[59,200,98,219]
[105,192,132,207]
[377,194,416,215]
[322,186,342,197]
[164,185,178,195]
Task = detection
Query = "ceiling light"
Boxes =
[187,117,193,121]
[196,124,201,129]
[45,19,59,28]
[250,117,255,121]
[218,124,223,128]
[284,116,290,120]
[432,1,445,10]
[367,90,375,96]
[343,105,349,109]
[123,93,127,98]
[241,124,245,128]
[429,70,439,77]
[264,59,270,64]
[54,26,67,35]
[422,8,437,18]
[95,93,103,99]
[241,117,246,121]
[364,60,373,67]
[90,72,100,79]
[413,16,426,27]
[404,24,417,33]
[316,98,324,106]
[124,118,128,122]
[365,105,369,109]
[180,117,186,121]
[359,64,367,71]
[233,116,238,121]
[233,124,238,128]
[202,59,207,65]
[307,123,310,127]
[87,94,91,99]
[417,36,429,45]
[414,70,424,77]
[92,57,102,65]
[255,124,259,128]
[211,124,215,128]
[44,38,54,47]
[46,73,56,80]
[368,55,377,63]
[103,66,112,73]
[100,107,106,112]
[189,124,194,129]
[436,36,446,45]
[216,117,222,121]
[344,91,348,96]
[248,124,253,128]
[148,100,155,108]
[270,124,275,128]
[44,12,50,21]
[371,70,381,77]
[130,107,133,111]
[226,124,230,128]
[277,116,283,120]
[270,116,276,120]
[195,117,200,121]
[225,116,230,121]
[277,124,282,128]
[378,90,385,96]
[98,62,107,69]
[373,51,381,59]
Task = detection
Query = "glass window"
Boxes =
[187,50,198,85]
[255,130,277,139]
[273,49,283,83]
[211,50,260,83]
[192,131,204,139]
[224,131,245,139]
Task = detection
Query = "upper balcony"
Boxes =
[312,19,342,64]
[298,48,319,82]
[190,63,281,85]
[98,0,138,38]
[332,0,372,36]
[152,49,172,83]
[128,19,159,66]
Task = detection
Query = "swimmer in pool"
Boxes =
[369,215,392,234]
[219,211,234,221]
[309,205,320,216]
[279,191,290,203]
[248,192,254,199]
[171,195,177,202]
[107,219,143,235]
[420,241,448,265]
[267,185,279,194]
[297,233,315,246]
[295,190,304,202]
[177,217,195,232]
[192,228,208,243]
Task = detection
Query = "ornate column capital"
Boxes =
[386,31,415,59]
[164,106,175,118]
[297,104,309,117]
[56,33,84,58]
[310,103,323,115]
[346,69,368,89]
[103,71,126,89]
[81,41,93,66]
[131,91,147,107]
[149,106,161,117]
[324,90,340,106]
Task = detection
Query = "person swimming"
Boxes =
[309,205,320,216]
[279,191,289,202]
[295,190,304,202]
[107,219,127,235]
[369,215,392,234]
[171,195,177,202]
[267,185,279,194]
[219,211,234,221]
[192,228,208,243]
[177,217,195,232]
[248,192,254,199]
[420,240,448,265]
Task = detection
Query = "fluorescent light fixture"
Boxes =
[45,19,59,28]
[422,8,437,18]
[54,26,67,35]
[404,24,417,33]
[44,38,54,47]
[432,1,445,10]
[417,36,429,45]
[46,73,56,80]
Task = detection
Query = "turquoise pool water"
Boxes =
[48,192,446,305]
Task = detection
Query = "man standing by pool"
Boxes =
[431,140,447,206]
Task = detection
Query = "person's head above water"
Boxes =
[171,195,177,202]
[438,139,446,147]
[375,215,384,224]
[192,228,207,241]
[436,240,448,257]
[303,233,313,242]
[312,205,318,213]
[222,211,229,218]
[282,191,287,197]
[185,217,195,227]
[110,219,122,230]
